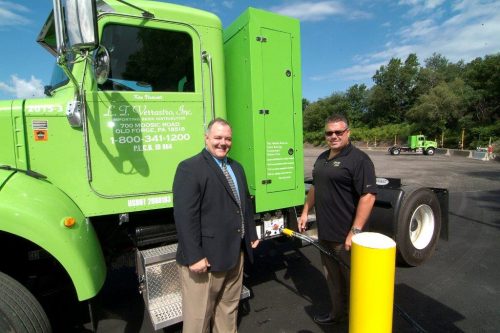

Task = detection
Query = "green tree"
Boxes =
[303,93,349,132]
[415,53,464,96]
[368,54,421,125]
[302,52,499,147]
[463,53,500,124]
[345,84,368,127]
[302,98,310,113]
[407,79,469,136]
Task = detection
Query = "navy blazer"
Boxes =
[173,149,258,272]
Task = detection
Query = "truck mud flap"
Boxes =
[137,244,250,330]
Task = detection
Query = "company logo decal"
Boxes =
[32,120,48,141]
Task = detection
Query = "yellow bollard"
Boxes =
[349,232,396,333]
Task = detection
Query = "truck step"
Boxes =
[137,244,250,330]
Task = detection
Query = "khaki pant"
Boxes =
[179,252,244,333]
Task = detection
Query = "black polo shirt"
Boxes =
[312,143,377,242]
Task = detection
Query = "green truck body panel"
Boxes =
[0,99,28,170]
[408,135,437,150]
[0,170,106,300]
[0,170,15,189]
[102,0,222,30]
[223,8,304,212]
[0,0,303,305]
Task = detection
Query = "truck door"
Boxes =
[85,21,205,197]
[261,28,297,193]
[417,135,425,147]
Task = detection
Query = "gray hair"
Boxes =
[206,118,231,134]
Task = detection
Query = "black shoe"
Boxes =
[313,313,348,325]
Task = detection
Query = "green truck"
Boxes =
[0,0,448,331]
[389,135,438,155]
[1,1,304,330]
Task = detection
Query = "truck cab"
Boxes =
[390,134,437,155]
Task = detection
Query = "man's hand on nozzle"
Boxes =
[298,214,308,233]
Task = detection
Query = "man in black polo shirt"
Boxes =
[298,114,377,325]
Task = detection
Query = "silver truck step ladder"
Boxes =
[137,244,250,330]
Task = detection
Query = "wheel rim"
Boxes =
[409,204,435,249]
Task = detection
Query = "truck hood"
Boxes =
[0,169,16,190]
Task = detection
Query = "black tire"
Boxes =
[426,147,435,155]
[392,148,400,155]
[396,186,442,266]
[0,271,51,333]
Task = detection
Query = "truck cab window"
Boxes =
[48,53,74,92]
[99,24,194,92]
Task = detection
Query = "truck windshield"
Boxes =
[99,24,194,93]
[46,54,74,94]
[49,64,69,89]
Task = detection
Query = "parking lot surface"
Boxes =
[304,146,500,193]
[78,147,500,333]
[235,148,500,333]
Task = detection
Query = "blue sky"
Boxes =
[0,0,499,102]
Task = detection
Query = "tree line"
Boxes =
[303,53,500,150]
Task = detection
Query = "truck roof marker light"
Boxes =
[63,217,76,228]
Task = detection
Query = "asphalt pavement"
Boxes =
[77,147,500,333]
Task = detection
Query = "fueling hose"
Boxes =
[281,228,428,333]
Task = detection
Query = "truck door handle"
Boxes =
[202,51,216,124]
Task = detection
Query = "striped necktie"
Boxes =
[222,161,245,238]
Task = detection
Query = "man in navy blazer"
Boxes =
[173,118,259,333]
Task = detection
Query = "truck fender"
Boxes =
[368,178,448,266]
[367,185,404,238]
[0,171,106,301]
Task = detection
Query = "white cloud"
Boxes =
[0,1,30,27]
[270,1,370,22]
[402,0,500,62]
[398,19,438,41]
[311,61,384,83]
[398,0,446,16]
[0,75,45,99]
[322,0,500,87]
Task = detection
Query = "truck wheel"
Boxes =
[392,148,400,155]
[426,148,435,155]
[0,271,51,333]
[396,186,441,266]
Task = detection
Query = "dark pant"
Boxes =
[319,240,351,319]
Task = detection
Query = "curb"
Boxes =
[356,147,498,162]
[305,144,498,162]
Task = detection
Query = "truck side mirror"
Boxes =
[66,0,98,51]
[52,0,99,128]
[94,46,110,85]
[53,0,99,54]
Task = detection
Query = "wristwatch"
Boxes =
[351,227,362,235]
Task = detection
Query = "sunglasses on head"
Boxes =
[325,128,349,137]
